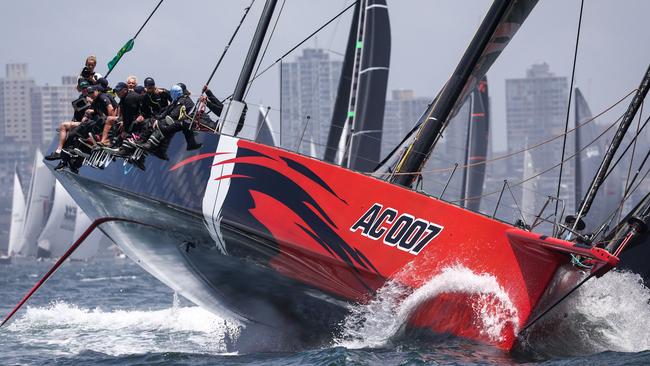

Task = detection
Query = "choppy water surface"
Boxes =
[1,256,649,365]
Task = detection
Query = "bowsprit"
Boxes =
[350,203,444,255]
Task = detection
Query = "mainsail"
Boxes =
[37,180,77,258]
[325,0,390,171]
[255,105,277,146]
[7,168,26,256]
[462,77,490,211]
[16,149,55,257]
[381,0,538,187]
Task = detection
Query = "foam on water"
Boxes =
[334,265,519,349]
[523,270,650,356]
[6,301,241,356]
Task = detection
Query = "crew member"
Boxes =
[142,77,172,118]
[126,75,138,90]
[138,84,202,159]
[77,55,101,91]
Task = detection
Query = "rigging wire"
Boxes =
[223,0,358,101]
[105,0,164,78]
[244,0,287,99]
[188,0,256,130]
[554,0,585,226]
[379,89,636,176]
[616,101,644,224]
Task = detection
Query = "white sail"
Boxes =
[521,148,538,224]
[17,149,55,257]
[70,209,101,260]
[255,105,277,147]
[37,180,77,258]
[7,169,26,256]
[309,136,318,159]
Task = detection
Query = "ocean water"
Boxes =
[1,256,650,365]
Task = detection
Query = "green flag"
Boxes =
[107,38,135,73]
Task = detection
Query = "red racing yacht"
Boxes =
[5,0,644,352]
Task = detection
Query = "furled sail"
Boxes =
[37,180,77,258]
[16,149,55,257]
[70,209,101,260]
[325,0,390,171]
[463,77,490,211]
[379,0,538,187]
[7,168,26,256]
[255,105,277,147]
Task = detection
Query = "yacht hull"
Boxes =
[51,132,617,350]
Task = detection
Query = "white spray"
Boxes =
[334,265,519,349]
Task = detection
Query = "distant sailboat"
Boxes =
[16,149,55,257]
[37,180,77,258]
[70,209,101,261]
[521,147,539,224]
[574,88,622,232]
[6,167,26,258]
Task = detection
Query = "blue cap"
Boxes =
[134,85,145,94]
[114,82,128,93]
[170,85,183,102]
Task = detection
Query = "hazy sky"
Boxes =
[1,0,649,151]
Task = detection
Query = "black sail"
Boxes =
[324,2,361,163]
[345,0,391,171]
[464,77,490,211]
[384,0,538,188]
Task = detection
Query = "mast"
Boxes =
[464,77,490,211]
[345,0,391,171]
[324,1,361,163]
[221,0,279,136]
[389,0,538,188]
[574,64,650,226]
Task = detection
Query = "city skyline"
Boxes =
[2,1,649,153]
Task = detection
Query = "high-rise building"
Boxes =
[505,63,572,216]
[280,48,342,156]
[382,90,430,158]
[0,63,35,143]
[33,76,78,145]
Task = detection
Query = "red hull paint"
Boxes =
[193,137,618,350]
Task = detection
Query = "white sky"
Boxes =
[1,0,649,152]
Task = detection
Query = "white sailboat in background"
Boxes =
[2,168,25,263]
[521,147,539,225]
[37,180,77,258]
[254,104,277,147]
[70,209,101,261]
[16,149,55,258]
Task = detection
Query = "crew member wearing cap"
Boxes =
[99,82,145,145]
[137,83,201,159]
[142,77,172,118]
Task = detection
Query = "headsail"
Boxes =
[463,77,490,211]
[381,0,538,187]
[255,105,277,146]
[37,180,77,258]
[325,0,391,171]
[7,168,26,256]
[17,149,55,257]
